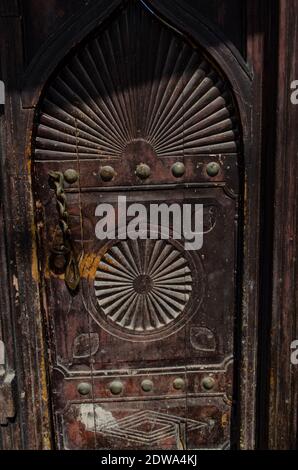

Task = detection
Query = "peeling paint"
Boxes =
[12,275,19,305]
[31,237,40,283]
[221,413,229,427]
[40,348,52,449]
[79,252,102,279]
[78,404,118,432]
[12,274,19,292]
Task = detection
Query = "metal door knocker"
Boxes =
[49,170,80,292]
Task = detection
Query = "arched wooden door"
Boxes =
[32,0,243,450]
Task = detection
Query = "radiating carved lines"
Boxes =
[34,2,239,160]
[94,239,192,332]
[92,410,209,445]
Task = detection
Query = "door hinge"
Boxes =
[0,340,16,425]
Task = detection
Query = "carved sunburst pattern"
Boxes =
[34,1,239,160]
[94,239,192,333]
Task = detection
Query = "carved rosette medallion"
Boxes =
[89,237,204,341]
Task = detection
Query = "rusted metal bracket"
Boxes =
[49,171,80,291]
[0,340,16,425]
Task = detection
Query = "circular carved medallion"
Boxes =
[89,236,204,341]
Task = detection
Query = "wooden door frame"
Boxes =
[0,0,296,449]
[267,0,298,449]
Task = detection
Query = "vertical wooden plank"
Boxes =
[0,1,19,16]
[238,0,266,450]
[252,0,280,450]
[269,0,298,449]
[0,94,21,451]
[0,15,52,449]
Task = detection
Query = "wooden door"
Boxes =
[32,0,241,450]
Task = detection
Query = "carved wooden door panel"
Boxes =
[33,1,240,450]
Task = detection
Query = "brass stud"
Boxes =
[206,162,220,177]
[100,165,116,182]
[173,378,185,390]
[77,382,91,396]
[109,380,123,395]
[171,162,185,178]
[201,376,215,390]
[141,379,154,392]
[135,163,151,180]
[64,168,79,184]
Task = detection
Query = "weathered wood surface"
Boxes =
[32,1,242,449]
[0,1,19,16]
[0,0,296,450]
[0,11,52,449]
[268,0,298,450]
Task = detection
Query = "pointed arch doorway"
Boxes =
[31,0,252,449]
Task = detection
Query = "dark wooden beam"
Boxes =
[0,15,52,449]
[268,0,298,450]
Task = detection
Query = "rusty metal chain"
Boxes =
[49,171,80,291]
